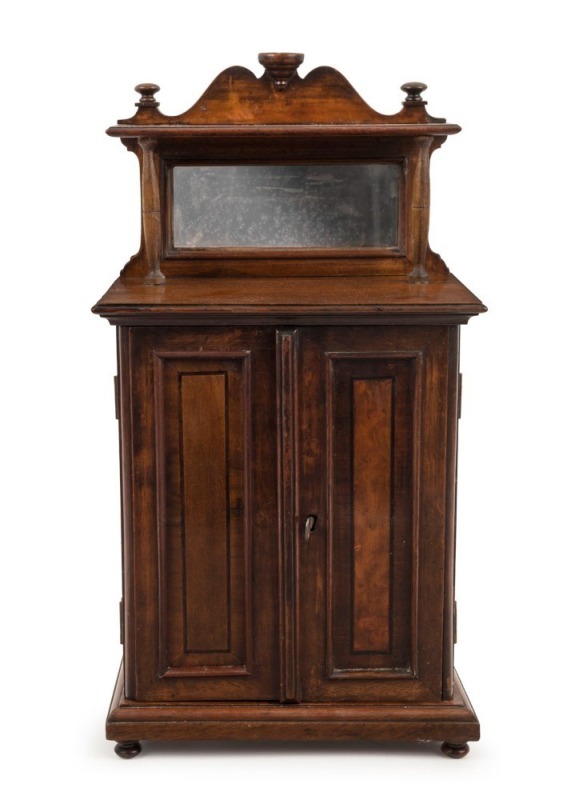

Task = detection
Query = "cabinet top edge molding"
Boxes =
[107,53,460,136]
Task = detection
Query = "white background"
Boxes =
[2,1,578,797]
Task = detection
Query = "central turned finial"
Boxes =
[258,52,304,90]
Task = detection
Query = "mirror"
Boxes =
[172,163,400,249]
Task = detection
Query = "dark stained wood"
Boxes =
[441,741,470,758]
[111,122,460,138]
[96,54,483,757]
[181,373,229,653]
[124,327,279,701]
[407,137,432,282]
[105,54,461,282]
[138,138,163,284]
[352,378,393,653]
[93,274,486,323]
[276,329,300,702]
[442,327,460,700]
[114,741,142,759]
[156,352,251,674]
[401,82,428,104]
[135,83,160,108]
[297,327,449,702]
[112,56,455,129]
[258,52,304,91]
[107,662,479,744]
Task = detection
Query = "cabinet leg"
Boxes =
[441,741,470,758]
[114,740,142,759]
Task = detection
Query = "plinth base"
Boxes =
[107,662,479,757]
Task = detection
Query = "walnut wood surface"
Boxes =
[111,123,460,138]
[297,327,454,702]
[123,327,278,701]
[93,274,486,324]
[98,53,483,757]
[110,56,457,131]
[352,377,393,653]
[107,662,479,744]
[106,54,461,282]
[441,741,470,758]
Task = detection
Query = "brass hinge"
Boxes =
[119,598,125,645]
[458,373,463,420]
[453,600,458,644]
[114,375,120,420]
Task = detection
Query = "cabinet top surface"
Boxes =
[92,274,486,324]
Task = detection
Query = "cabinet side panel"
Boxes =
[442,326,460,699]
[352,379,393,653]
[181,374,229,653]
[117,327,137,699]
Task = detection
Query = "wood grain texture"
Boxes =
[276,329,300,702]
[103,55,462,281]
[296,328,450,704]
[107,662,479,743]
[352,378,393,653]
[123,327,279,701]
[156,353,249,678]
[407,138,432,282]
[93,274,486,324]
[138,138,163,283]
[97,56,484,755]
[442,327,460,699]
[110,56,457,130]
[180,373,229,653]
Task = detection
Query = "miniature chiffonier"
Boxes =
[93,53,485,759]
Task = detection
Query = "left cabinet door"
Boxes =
[119,327,279,702]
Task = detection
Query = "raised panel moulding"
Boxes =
[154,352,252,678]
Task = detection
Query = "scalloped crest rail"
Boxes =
[93,53,484,759]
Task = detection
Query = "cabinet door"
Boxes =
[297,327,457,702]
[120,327,278,701]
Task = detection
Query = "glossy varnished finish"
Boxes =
[441,741,470,759]
[105,56,462,282]
[93,275,486,324]
[297,326,453,702]
[107,663,479,745]
[111,58,456,129]
[114,741,142,759]
[123,327,278,701]
[96,54,484,757]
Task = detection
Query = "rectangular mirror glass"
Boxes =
[172,164,400,249]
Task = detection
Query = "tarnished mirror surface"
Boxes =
[172,164,400,249]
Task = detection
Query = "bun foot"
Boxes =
[441,741,470,758]
[114,740,142,759]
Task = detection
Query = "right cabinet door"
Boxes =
[298,326,457,702]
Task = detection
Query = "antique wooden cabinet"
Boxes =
[93,53,485,758]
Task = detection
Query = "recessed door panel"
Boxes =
[329,357,415,675]
[160,358,248,675]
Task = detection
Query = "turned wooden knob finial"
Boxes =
[401,81,428,105]
[135,83,160,108]
[258,52,304,90]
